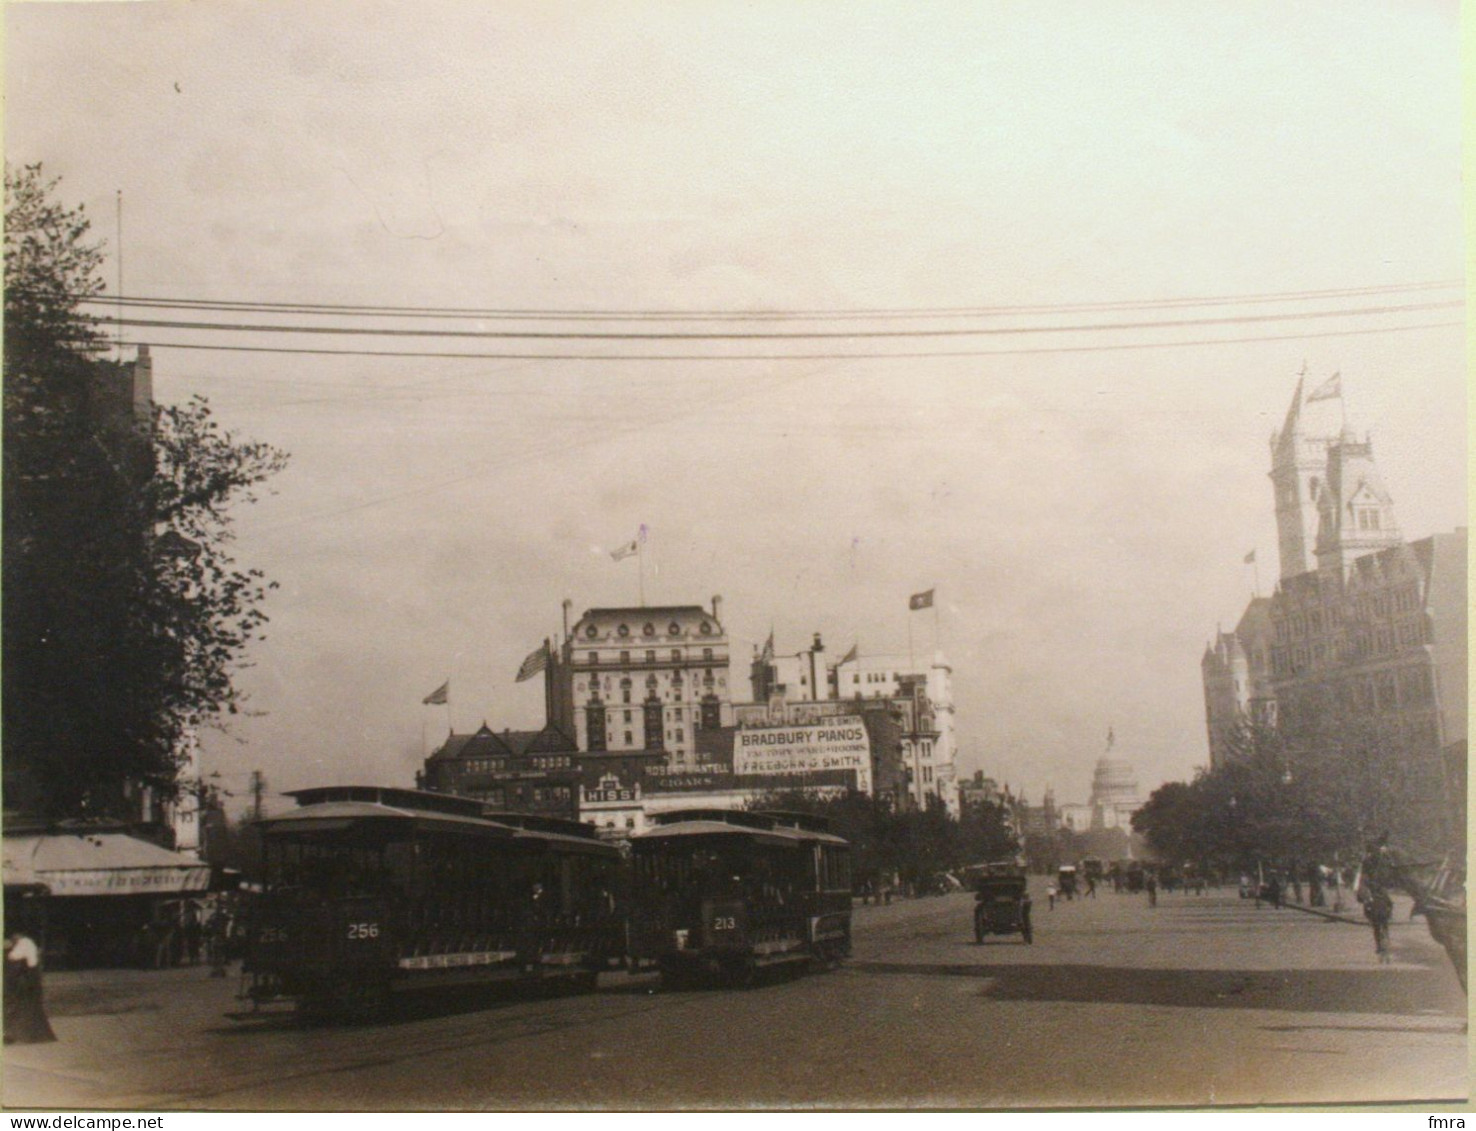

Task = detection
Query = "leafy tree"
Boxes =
[3,164,289,820]
[747,789,1008,891]
[4,163,107,360]
[957,796,1023,864]
[1132,779,1207,866]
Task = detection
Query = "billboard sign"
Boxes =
[733,717,871,793]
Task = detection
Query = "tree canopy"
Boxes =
[747,789,1021,890]
[1130,713,1435,876]
[3,164,289,820]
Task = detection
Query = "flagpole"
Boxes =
[638,538,646,607]
[932,587,940,658]
[907,609,915,676]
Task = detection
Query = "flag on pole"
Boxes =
[422,680,449,706]
[1306,372,1342,403]
[839,643,859,665]
[611,539,639,562]
[908,588,934,611]
[515,643,549,683]
[1243,549,1256,565]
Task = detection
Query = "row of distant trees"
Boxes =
[1131,712,1457,878]
[4,164,288,820]
[749,790,1021,892]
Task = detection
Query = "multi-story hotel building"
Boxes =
[557,598,732,768]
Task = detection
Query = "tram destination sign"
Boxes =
[732,716,871,793]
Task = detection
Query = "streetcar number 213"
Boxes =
[347,922,381,939]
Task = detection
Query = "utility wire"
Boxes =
[90,299,1464,341]
[91,318,1464,363]
[64,278,1464,321]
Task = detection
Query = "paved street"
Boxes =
[4,883,1465,1110]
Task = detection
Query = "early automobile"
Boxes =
[1056,864,1079,900]
[968,862,1033,945]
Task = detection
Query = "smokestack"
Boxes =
[711,595,722,622]
[132,344,153,424]
[562,599,572,642]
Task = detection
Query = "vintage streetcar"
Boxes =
[243,786,624,1017]
[627,809,852,986]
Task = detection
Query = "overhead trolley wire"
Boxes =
[67,278,1465,322]
[95,318,1464,363]
[90,299,1464,342]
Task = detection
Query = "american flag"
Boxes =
[515,644,549,683]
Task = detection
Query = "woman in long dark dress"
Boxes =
[4,928,57,1044]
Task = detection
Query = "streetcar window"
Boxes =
[265,837,389,898]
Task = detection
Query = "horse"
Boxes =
[1362,845,1466,993]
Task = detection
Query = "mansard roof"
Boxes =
[571,604,726,640]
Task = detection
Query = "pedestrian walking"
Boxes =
[1363,885,1394,963]
[207,906,231,978]
[1145,874,1157,908]
[182,904,203,966]
[4,928,57,1044]
[1046,883,1057,910]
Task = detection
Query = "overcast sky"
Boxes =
[6,0,1466,813]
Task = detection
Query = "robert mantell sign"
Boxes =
[733,716,871,793]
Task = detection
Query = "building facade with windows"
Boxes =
[1201,378,1467,849]
[419,722,582,819]
[556,599,732,767]
[744,633,958,814]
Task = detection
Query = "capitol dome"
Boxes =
[1090,757,1140,808]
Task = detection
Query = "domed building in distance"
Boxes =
[1089,733,1142,831]
[1059,728,1144,835]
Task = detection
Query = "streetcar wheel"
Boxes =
[568,971,599,995]
[341,981,391,1022]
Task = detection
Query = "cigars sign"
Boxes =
[733,716,871,793]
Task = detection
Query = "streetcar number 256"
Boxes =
[712,916,736,931]
[347,922,381,939]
